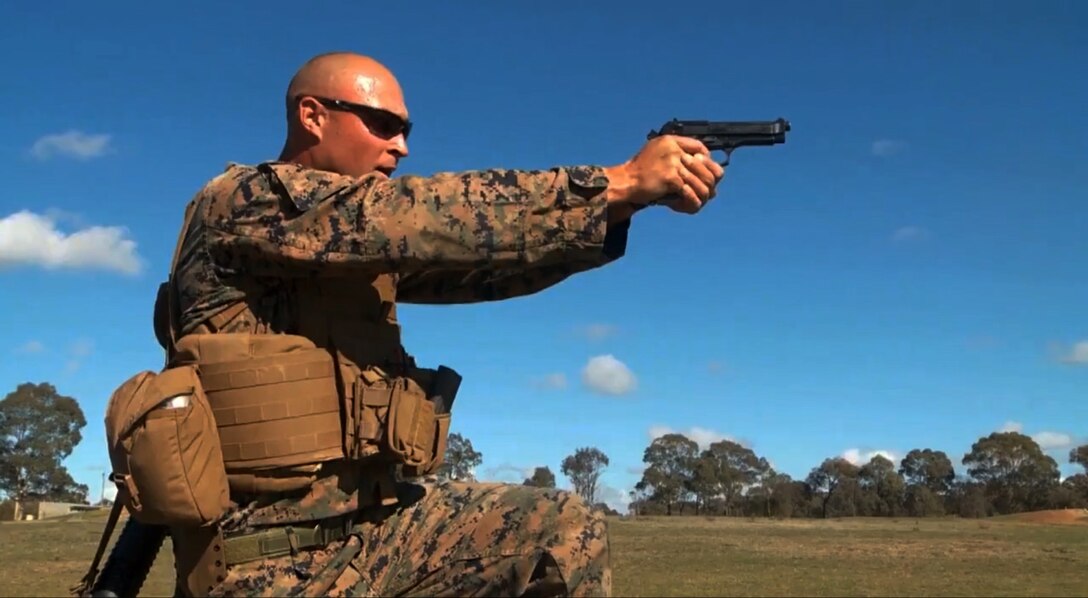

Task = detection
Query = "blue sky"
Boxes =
[1,1,1085,509]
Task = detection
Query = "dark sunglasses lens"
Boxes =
[366,110,410,139]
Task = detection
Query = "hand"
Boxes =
[603,135,726,214]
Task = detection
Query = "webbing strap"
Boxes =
[70,499,125,596]
[217,413,343,467]
[222,523,348,566]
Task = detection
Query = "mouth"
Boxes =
[375,166,396,178]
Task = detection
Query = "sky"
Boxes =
[1,1,1085,510]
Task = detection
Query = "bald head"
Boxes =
[285,53,405,116]
[279,52,410,178]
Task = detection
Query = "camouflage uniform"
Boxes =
[164,161,629,596]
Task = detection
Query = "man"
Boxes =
[157,52,723,597]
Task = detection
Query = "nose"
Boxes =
[390,133,409,159]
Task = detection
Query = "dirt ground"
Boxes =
[996,508,1088,525]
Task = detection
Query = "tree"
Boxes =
[688,454,719,515]
[949,479,990,518]
[523,466,556,488]
[696,440,770,516]
[1071,445,1088,472]
[762,472,801,518]
[805,457,859,519]
[561,447,609,504]
[638,433,699,515]
[1067,446,1088,506]
[1061,474,1088,507]
[899,448,956,495]
[0,383,89,518]
[962,431,1060,514]
[436,433,482,482]
[903,484,945,517]
[858,455,905,516]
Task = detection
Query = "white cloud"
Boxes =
[14,340,45,354]
[595,484,630,513]
[30,130,112,160]
[481,463,535,483]
[575,323,618,341]
[0,210,142,275]
[1032,431,1074,451]
[581,354,637,396]
[648,425,738,450]
[842,448,898,466]
[871,139,907,157]
[1057,341,1088,365]
[995,422,1076,451]
[891,226,930,242]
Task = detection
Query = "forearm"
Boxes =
[396,217,631,303]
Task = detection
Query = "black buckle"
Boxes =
[315,514,351,545]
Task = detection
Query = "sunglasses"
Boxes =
[301,95,413,140]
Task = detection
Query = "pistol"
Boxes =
[647,118,790,166]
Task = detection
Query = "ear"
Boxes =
[294,96,326,140]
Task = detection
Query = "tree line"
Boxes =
[431,428,1088,519]
[625,433,1088,519]
[3,382,1086,521]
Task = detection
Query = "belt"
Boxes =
[222,518,353,566]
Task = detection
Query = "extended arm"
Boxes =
[200,162,629,280]
[395,216,631,303]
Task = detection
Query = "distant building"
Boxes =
[35,501,100,519]
[0,500,101,521]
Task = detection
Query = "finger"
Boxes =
[675,183,703,214]
[679,163,712,202]
[706,156,725,180]
[672,136,711,157]
[685,153,719,190]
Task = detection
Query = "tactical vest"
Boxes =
[103,196,457,530]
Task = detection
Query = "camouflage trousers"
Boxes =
[205,479,611,597]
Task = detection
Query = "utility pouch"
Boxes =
[401,412,451,478]
[344,365,452,473]
[104,365,230,527]
[385,376,439,468]
[401,365,459,477]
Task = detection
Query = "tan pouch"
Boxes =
[345,366,449,472]
[385,378,439,468]
[105,365,230,527]
[402,412,451,477]
[172,332,346,495]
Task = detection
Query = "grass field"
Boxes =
[1,509,1085,596]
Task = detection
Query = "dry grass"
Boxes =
[610,515,1088,597]
[0,510,176,597]
[0,511,1085,596]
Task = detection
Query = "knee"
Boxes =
[545,489,611,596]
[553,489,607,536]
